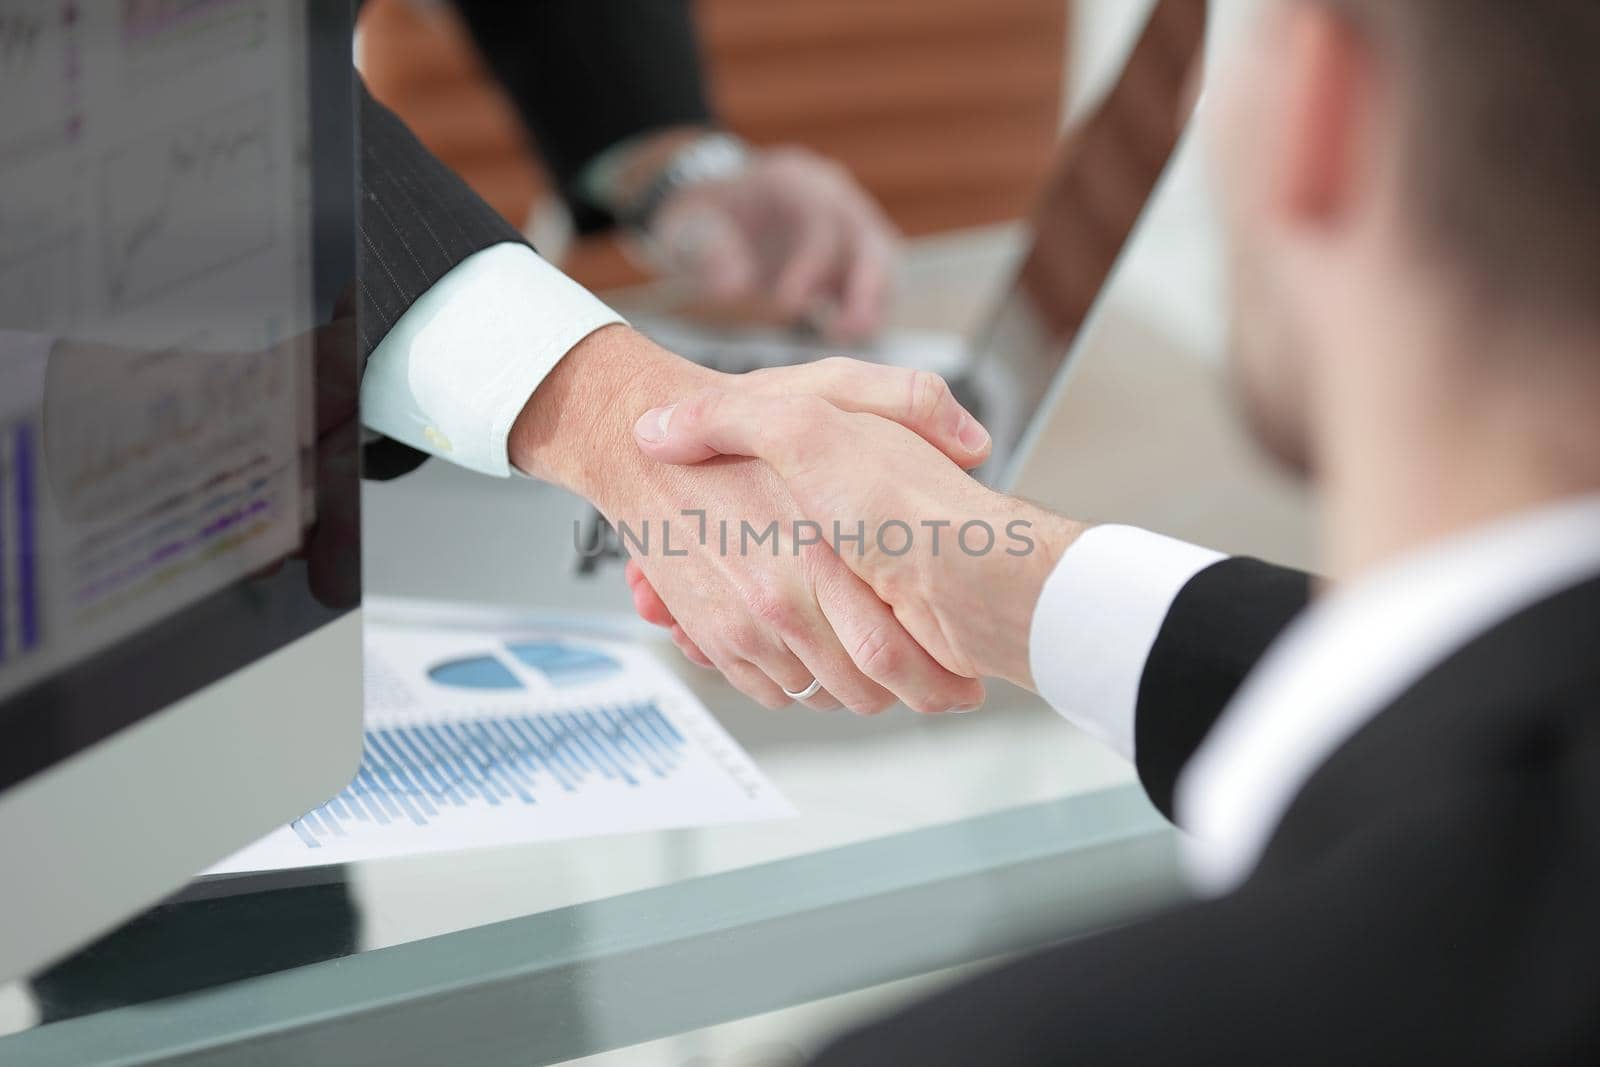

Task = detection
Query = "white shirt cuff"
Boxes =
[359,242,627,478]
[1028,525,1224,760]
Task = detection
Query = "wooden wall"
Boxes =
[360,0,1070,291]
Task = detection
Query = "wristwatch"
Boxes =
[618,132,752,233]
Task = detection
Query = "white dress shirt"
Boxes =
[359,242,626,477]
[1029,494,1600,893]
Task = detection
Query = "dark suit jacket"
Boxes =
[815,559,1600,1065]
[356,0,711,478]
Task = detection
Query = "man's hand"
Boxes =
[629,386,1089,692]
[510,327,989,714]
[632,145,899,342]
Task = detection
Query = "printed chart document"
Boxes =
[208,609,794,874]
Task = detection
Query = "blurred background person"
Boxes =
[357,0,898,342]
[628,0,1600,1061]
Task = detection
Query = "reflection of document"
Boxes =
[1,0,319,698]
[0,337,306,702]
[208,614,795,874]
[0,335,49,673]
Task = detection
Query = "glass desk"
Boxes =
[0,220,1292,1065]
[0,637,1184,1065]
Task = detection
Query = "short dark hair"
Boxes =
[1324,0,1600,314]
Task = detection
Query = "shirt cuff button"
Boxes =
[423,426,454,453]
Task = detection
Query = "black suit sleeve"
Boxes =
[450,0,715,234]
[1134,559,1312,819]
[356,80,533,479]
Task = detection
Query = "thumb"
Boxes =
[633,389,842,474]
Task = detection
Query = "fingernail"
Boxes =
[947,704,984,715]
[957,414,990,454]
[635,404,675,443]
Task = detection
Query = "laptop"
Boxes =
[632,0,1206,493]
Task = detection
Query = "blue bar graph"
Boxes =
[0,425,7,665]
[14,421,39,652]
[290,702,688,848]
[1,419,43,664]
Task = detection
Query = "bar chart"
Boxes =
[67,466,284,620]
[206,618,794,874]
[0,418,41,666]
[291,702,689,848]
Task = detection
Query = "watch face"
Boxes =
[627,136,751,232]
[673,136,751,186]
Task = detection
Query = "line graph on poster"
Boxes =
[100,94,276,309]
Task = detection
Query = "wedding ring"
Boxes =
[782,677,823,701]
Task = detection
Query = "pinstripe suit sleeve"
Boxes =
[449,0,714,234]
[357,81,528,366]
[356,81,532,478]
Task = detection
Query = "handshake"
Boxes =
[518,326,1085,716]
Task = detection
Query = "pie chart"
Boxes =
[427,640,623,691]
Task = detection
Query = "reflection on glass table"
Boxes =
[0,612,1181,1064]
[207,609,795,874]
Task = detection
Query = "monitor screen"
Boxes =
[0,0,358,793]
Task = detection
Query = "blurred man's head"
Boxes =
[1209,0,1600,476]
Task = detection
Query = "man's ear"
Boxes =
[1272,2,1374,227]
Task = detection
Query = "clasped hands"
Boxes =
[615,355,1083,716]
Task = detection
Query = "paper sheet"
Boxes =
[207,618,794,874]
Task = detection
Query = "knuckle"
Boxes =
[850,622,904,681]
[740,366,777,391]
[786,152,842,181]
[683,389,723,426]
[794,536,834,571]
[724,623,765,660]
[907,370,951,425]
[873,563,926,609]
[743,581,799,634]
[794,540,842,590]
[768,146,808,174]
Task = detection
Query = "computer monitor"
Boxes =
[0,1,363,981]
